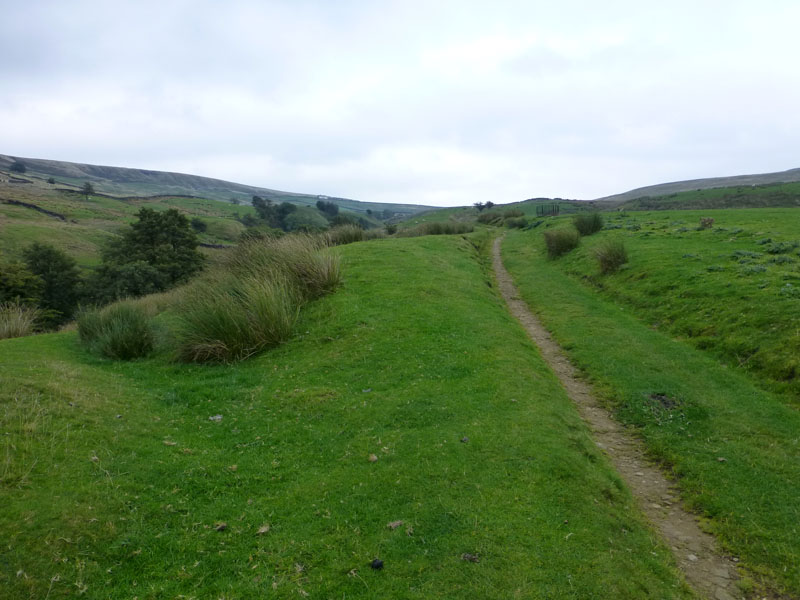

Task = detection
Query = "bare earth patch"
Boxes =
[493,236,742,600]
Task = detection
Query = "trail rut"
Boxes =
[492,236,742,600]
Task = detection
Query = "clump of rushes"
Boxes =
[398,222,474,237]
[174,234,341,363]
[0,301,40,340]
[594,238,628,274]
[77,301,156,359]
[326,224,365,246]
[543,228,580,258]
[572,212,604,236]
[227,234,340,300]
[174,274,300,363]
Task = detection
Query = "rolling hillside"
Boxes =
[595,167,800,204]
[0,153,432,218]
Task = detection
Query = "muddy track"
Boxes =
[492,236,742,600]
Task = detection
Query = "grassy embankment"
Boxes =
[1,234,690,599]
[502,210,800,596]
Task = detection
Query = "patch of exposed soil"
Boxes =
[492,236,742,600]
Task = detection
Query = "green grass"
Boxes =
[537,208,800,401]
[0,234,690,599]
[503,225,800,595]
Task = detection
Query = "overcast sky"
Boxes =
[2,1,799,206]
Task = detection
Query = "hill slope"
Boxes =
[596,167,800,204]
[0,153,432,217]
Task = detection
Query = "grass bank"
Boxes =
[503,226,800,596]
[1,235,689,598]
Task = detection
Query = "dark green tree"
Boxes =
[100,208,204,293]
[82,181,95,198]
[47,177,55,184]
[22,243,83,326]
[10,161,26,174]
[0,254,42,305]
[86,261,167,304]
[316,200,339,218]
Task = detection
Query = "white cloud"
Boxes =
[1,0,799,205]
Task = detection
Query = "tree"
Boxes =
[316,200,339,218]
[474,202,486,212]
[86,261,166,305]
[230,197,241,205]
[10,161,26,174]
[485,201,495,210]
[47,177,55,185]
[22,243,83,326]
[0,254,42,305]
[82,181,95,198]
[100,208,204,294]
[251,196,297,231]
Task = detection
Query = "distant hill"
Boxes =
[0,153,432,218]
[595,167,800,205]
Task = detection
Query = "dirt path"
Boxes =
[492,236,742,600]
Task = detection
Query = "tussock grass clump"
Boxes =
[0,301,40,340]
[77,301,156,360]
[399,222,474,237]
[174,275,299,363]
[572,212,604,236]
[594,239,628,273]
[326,224,365,246]
[227,235,340,300]
[544,228,580,258]
[505,216,528,229]
[174,234,341,363]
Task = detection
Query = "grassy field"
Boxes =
[503,219,800,596]
[527,209,800,402]
[0,234,690,599]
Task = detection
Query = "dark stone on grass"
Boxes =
[460,436,469,443]
[461,553,480,563]
[370,558,383,570]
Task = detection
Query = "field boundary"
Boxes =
[492,236,742,600]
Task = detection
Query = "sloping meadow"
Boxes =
[1,234,690,599]
[503,217,800,595]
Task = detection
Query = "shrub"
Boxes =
[594,239,628,274]
[326,224,365,246]
[77,301,156,359]
[505,217,527,229]
[174,275,300,363]
[543,228,580,258]
[385,224,398,235]
[572,213,604,236]
[0,301,40,339]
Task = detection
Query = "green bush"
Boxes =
[174,275,300,363]
[572,213,604,236]
[0,301,40,340]
[543,228,580,258]
[77,301,156,360]
[594,239,628,274]
[505,217,528,229]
